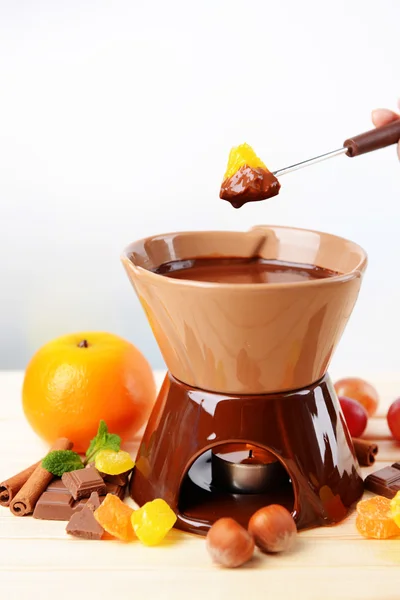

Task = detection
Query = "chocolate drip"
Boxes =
[220,165,280,208]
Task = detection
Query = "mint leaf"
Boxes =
[102,432,121,452]
[85,420,121,464]
[42,450,84,477]
[86,420,107,459]
[97,420,108,440]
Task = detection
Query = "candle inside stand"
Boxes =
[241,448,264,465]
[211,444,285,494]
[239,445,277,465]
[216,444,276,463]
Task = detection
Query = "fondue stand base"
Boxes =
[130,373,364,536]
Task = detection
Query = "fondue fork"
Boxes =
[272,119,400,178]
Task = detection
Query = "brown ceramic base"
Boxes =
[130,373,364,536]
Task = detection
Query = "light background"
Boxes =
[0,0,399,376]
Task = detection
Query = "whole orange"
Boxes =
[22,332,156,452]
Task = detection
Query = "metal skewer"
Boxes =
[273,147,348,178]
[272,119,400,178]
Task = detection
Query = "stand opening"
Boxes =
[177,444,295,532]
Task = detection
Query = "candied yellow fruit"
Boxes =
[131,498,177,546]
[356,495,400,539]
[223,143,267,180]
[390,491,400,528]
[95,449,134,475]
[94,494,135,542]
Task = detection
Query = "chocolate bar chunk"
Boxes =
[33,479,125,521]
[49,478,125,500]
[364,463,400,499]
[105,482,126,501]
[33,491,81,521]
[62,467,106,500]
[47,479,67,492]
[99,469,132,487]
[86,491,101,511]
[66,506,104,540]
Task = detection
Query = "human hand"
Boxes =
[371,100,400,160]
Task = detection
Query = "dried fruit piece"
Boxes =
[131,499,177,546]
[356,495,400,539]
[95,449,134,475]
[223,143,267,181]
[93,493,135,541]
[390,490,400,528]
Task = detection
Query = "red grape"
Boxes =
[334,377,379,417]
[339,396,368,437]
[387,398,400,441]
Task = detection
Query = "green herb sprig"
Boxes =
[85,420,121,464]
[42,450,84,477]
[42,420,121,476]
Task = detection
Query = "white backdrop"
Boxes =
[0,0,399,377]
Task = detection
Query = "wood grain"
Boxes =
[0,370,399,600]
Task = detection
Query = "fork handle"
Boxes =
[344,119,400,157]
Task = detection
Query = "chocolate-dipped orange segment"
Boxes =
[220,143,280,208]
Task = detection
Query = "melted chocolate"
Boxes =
[154,257,339,284]
[220,165,280,208]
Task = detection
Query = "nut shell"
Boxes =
[248,504,297,553]
[206,517,255,568]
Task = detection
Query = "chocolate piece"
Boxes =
[62,467,106,500]
[364,464,400,499]
[106,482,126,501]
[33,479,125,520]
[66,506,104,540]
[52,478,124,499]
[352,438,378,466]
[33,491,78,520]
[86,491,101,511]
[99,470,132,487]
[47,479,68,492]
[220,165,280,208]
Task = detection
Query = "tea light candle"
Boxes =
[211,444,283,494]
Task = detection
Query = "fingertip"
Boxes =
[371,109,382,126]
[371,108,399,127]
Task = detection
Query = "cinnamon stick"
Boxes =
[10,437,73,516]
[0,461,40,507]
[352,437,378,467]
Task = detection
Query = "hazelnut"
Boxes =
[248,504,297,553]
[206,517,255,568]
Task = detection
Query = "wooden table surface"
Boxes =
[1,370,400,600]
